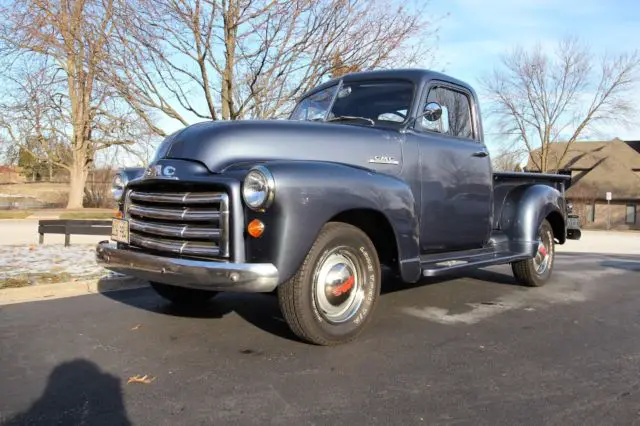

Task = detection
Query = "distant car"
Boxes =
[97,69,580,345]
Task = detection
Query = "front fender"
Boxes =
[498,184,566,254]
[244,161,420,284]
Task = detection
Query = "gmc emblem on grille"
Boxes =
[145,164,178,179]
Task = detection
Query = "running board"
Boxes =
[420,249,530,277]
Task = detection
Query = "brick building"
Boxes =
[525,138,640,230]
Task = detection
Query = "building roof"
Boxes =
[526,139,640,201]
[526,138,640,171]
[568,156,640,200]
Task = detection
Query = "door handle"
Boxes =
[472,151,488,158]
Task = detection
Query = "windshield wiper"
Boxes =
[326,116,375,126]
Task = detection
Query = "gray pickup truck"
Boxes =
[97,69,580,345]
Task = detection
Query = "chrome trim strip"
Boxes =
[129,205,220,221]
[130,234,219,257]
[130,191,226,204]
[219,193,230,257]
[96,242,278,292]
[129,218,221,239]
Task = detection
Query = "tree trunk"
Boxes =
[221,0,237,120]
[66,153,88,209]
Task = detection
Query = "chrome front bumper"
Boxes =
[96,242,279,292]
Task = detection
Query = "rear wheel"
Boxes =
[277,222,381,345]
[511,219,555,287]
[150,282,218,306]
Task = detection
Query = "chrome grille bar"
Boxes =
[129,205,220,221]
[130,191,225,205]
[130,233,219,257]
[129,218,221,239]
[125,190,229,258]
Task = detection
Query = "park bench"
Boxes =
[38,219,112,246]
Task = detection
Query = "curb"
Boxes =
[0,276,149,306]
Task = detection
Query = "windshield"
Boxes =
[289,80,414,126]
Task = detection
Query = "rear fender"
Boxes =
[244,161,421,284]
[497,184,566,255]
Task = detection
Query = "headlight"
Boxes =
[242,166,275,211]
[111,171,128,202]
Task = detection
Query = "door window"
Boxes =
[418,86,474,140]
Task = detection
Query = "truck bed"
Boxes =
[492,171,571,229]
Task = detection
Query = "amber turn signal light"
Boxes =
[114,210,124,219]
[247,219,265,238]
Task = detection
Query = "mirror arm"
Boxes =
[400,116,418,134]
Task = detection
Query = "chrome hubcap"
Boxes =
[533,231,552,274]
[313,248,364,323]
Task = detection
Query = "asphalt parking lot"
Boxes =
[1,252,640,425]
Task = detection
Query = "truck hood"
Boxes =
[155,120,404,176]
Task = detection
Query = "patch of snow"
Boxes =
[0,244,109,280]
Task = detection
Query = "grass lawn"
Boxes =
[0,182,69,204]
[0,211,33,219]
[0,272,73,289]
[59,211,116,219]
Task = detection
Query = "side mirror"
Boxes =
[423,102,443,122]
[399,102,444,133]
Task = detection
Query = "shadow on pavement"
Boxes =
[2,359,131,426]
[98,269,521,341]
[98,265,527,342]
[380,266,519,295]
[99,280,298,342]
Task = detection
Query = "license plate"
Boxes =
[568,216,580,228]
[111,218,130,243]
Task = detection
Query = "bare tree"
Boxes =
[482,38,640,173]
[491,149,525,172]
[0,0,155,208]
[107,0,441,135]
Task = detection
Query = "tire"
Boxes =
[511,219,555,287]
[150,282,218,306]
[277,222,381,345]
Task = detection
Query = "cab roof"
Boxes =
[305,68,476,99]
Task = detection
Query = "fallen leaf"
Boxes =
[131,324,142,331]
[127,374,155,384]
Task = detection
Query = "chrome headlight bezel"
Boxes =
[242,165,275,211]
[111,171,128,202]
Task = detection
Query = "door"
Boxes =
[413,84,493,252]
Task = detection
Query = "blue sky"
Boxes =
[426,0,640,151]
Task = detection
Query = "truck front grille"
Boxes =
[125,190,229,259]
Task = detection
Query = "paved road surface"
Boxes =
[1,253,640,425]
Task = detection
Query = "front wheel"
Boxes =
[150,282,218,306]
[511,219,555,287]
[277,222,381,345]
